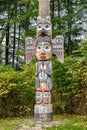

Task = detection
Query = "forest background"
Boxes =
[0,0,87,118]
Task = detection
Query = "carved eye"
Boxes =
[44,23,50,30]
[56,38,62,43]
[36,93,41,97]
[37,44,42,51]
[37,23,42,31]
[44,44,51,51]
[26,39,32,45]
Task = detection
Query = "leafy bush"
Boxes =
[0,63,35,117]
[52,40,87,115]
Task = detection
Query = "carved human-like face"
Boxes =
[36,92,42,104]
[43,92,51,104]
[36,42,52,61]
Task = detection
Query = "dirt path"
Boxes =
[14,119,62,130]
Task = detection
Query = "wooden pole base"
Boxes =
[34,104,52,122]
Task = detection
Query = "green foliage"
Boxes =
[46,115,87,130]
[79,40,87,59]
[52,40,87,115]
[0,62,35,117]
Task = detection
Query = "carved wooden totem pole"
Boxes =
[25,0,64,121]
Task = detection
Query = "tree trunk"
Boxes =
[12,23,16,67]
[16,24,21,69]
[67,0,73,55]
[24,3,30,36]
[57,0,61,30]
[12,3,17,67]
[0,30,6,63]
[5,21,9,65]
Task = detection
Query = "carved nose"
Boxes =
[42,27,45,31]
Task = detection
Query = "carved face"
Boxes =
[36,42,52,61]
[43,92,51,104]
[56,35,64,45]
[25,37,36,63]
[36,16,51,37]
[36,92,42,104]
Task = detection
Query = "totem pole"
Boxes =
[25,0,64,121]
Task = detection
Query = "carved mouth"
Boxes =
[40,55,46,59]
[38,31,49,36]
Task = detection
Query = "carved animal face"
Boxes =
[25,37,33,46]
[56,35,64,45]
[25,37,36,63]
[36,42,52,60]
[36,16,52,37]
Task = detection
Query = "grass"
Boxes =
[46,115,87,130]
[0,115,86,130]
[0,117,30,130]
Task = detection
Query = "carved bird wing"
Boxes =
[52,35,64,63]
[25,37,36,63]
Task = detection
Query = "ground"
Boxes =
[0,115,87,130]
[14,119,62,130]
